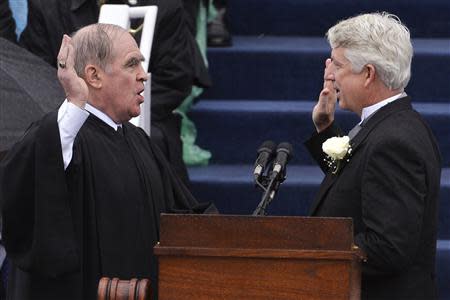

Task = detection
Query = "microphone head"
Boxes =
[257,140,276,155]
[276,142,294,161]
[271,142,294,179]
[254,140,276,180]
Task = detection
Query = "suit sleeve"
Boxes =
[355,136,427,275]
[0,112,79,278]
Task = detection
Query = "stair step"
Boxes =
[191,100,450,165]
[437,240,450,299]
[228,0,450,38]
[203,36,450,102]
[188,165,450,239]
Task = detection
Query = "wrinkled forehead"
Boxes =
[330,47,349,63]
[111,31,142,59]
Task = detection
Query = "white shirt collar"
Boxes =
[85,103,122,131]
[359,92,407,124]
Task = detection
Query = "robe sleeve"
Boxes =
[0,112,79,278]
[130,125,218,215]
[153,140,218,214]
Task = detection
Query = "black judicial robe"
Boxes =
[0,111,215,300]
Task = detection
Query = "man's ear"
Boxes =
[363,64,376,87]
[84,64,102,89]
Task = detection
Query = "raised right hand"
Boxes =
[57,34,88,108]
[312,58,337,132]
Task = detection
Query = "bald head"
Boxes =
[72,23,129,77]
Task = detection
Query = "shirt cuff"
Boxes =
[58,100,89,169]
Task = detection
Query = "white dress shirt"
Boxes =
[358,92,407,125]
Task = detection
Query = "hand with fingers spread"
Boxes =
[57,34,89,108]
[312,58,337,132]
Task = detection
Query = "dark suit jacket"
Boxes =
[305,97,441,300]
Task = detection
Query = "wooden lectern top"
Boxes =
[158,214,354,251]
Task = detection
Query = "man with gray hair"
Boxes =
[0,23,215,300]
[305,12,441,299]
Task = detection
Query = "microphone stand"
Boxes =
[252,171,284,216]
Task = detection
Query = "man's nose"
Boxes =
[138,65,149,82]
[141,72,149,82]
[326,72,335,81]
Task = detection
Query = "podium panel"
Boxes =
[154,214,363,300]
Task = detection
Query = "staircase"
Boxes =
[188,1,450,298]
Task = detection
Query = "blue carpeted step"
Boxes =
[203,36,450,102]
[191,100,450,166]
[228,0,450,38]
[188,165,450,239]
[437,240,450,300]
[189,165,321,216]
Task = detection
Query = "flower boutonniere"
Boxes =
[322,136,353,174]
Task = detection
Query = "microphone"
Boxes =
[253,140,276,181]
[270,142,294,181]
[252,142,293,216]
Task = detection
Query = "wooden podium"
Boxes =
[154,214,364,300]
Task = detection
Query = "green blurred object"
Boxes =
[177,86,211,166]
[176,0,215,166]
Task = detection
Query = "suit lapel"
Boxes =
[309,96,413,216]
[350,96,412,154]
[308,171,338,215]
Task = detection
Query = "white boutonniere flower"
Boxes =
[322,136,352,174]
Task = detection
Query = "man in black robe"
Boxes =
[0,23,215,300]
[19,0,212,186]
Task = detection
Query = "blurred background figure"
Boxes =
[207,0,231,47]
[0,0,17,42]
[8,0,27,39]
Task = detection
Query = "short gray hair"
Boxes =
[326,12,413,90]
[72,23,126,77]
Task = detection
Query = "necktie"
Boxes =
[348,110,378,140]
[117,126,124,136]
[348,123,362,140]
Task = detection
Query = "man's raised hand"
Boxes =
[57,34,89,108]
[312,58,337,132]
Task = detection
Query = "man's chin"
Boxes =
[338,99,347,111]
[131,108,141,118]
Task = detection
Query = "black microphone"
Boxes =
[253,140,276,181]
[270,142,294,181]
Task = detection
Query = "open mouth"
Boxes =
[335,87,340,98]
[136,88,145,103]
